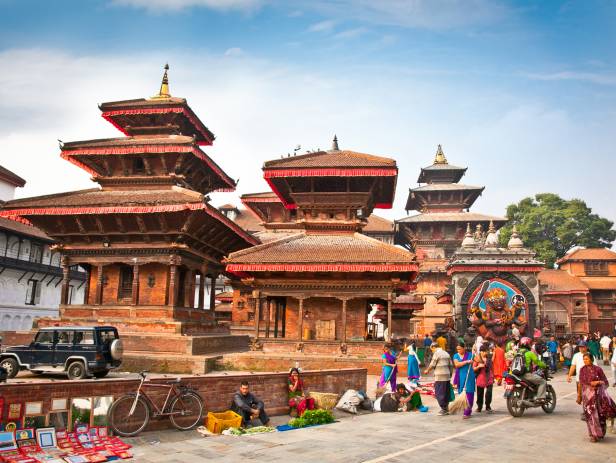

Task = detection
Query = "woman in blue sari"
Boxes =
[378,343,398,391]
[404,341,421,384]
[453,342,476,419]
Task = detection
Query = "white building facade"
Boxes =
[0,165,86,331]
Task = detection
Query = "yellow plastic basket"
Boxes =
[206,410,243,434]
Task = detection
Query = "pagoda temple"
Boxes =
[395,145,507,335]
[223,137,418,364]
[0,66,258,372]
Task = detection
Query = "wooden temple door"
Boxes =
[118,265,133,302]
[273,298,286,338]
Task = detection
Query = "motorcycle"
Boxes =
[504,368,556,417]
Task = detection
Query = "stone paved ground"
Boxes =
[125,367,616,463]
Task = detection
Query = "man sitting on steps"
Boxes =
[231,380,270,427]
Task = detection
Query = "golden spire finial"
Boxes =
[332,134,339,151]
[152,63,171,99]
[434,144,448,164]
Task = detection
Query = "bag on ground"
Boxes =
[336,389,362,414]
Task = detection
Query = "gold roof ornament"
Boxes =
[152,63,171,99]
[332,134,339,151]
[434,144,448,164]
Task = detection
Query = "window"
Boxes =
[30,244,43,263]
[34,331,54,344]
[74,331,94,345]
[118,266,133,299]
[98,329,118,343]
[584,261,608,276]
[56,331,74,345]
[25,280,41,305]
[68,285,74,305]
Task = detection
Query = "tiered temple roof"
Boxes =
[1,66,257,267]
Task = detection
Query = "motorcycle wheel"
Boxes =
[507,389,526,417]
[541,385,557,414]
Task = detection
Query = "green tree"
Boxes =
[498,193,616,268]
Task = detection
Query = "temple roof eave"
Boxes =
[396,212,508,224]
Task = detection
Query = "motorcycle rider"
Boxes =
[518,337,548,403]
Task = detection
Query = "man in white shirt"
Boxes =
[600,334,612,366]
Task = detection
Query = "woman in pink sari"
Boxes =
[288,368,315,417]
[577,353,616,442]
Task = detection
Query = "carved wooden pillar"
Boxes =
[184,269,194,308]
[253,291,261,339]
[198,272,206,309]
[168,264,178,307]
[387,294,393,342]
[341,298,348,343]
[83,265,91,305]
[264,299,272,338]
[209,275,217,310]
[131,264,140,306]
[60,257,70,305]
[297,298,304,341]
[95,264,104,305]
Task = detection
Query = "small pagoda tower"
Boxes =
[395,145,507,335]
[224,137,418,354]
[0,66,258,372]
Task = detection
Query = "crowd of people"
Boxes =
[229,328,616,445]
[378,328,616,442]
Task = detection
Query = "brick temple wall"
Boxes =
[0,369,366,431]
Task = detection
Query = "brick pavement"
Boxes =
[126,368,616,463]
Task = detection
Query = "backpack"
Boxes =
[511,352,526,376]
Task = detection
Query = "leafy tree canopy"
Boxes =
[498,193,616,268]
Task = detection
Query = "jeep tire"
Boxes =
[0,358,18,378]
[67,361,86,380]
[110,339,123,361]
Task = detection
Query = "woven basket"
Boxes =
[309,392,339,410]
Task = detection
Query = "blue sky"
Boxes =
[0,0,615,224]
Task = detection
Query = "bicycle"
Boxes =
[107,371,205,437]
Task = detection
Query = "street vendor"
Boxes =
[231,381,270,427]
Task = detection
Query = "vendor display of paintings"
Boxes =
[0,426,132,462]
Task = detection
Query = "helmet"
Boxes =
[519,337,532,347]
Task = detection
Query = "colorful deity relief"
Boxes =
[468,278,527,345]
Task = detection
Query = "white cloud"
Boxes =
[333,27,368,40]
[111,0,264,12]
[0,48,614,227]
[308,20,337,33]
[224,47,244,57]
[299,0,510,30]
[524,71,616,86]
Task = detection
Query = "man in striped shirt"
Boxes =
[424,342,454,415]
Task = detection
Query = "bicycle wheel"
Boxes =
[108,394,150,437]
[168,391,204,431]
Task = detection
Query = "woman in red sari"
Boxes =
[288,368,315,417]
[577,353,616,442]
